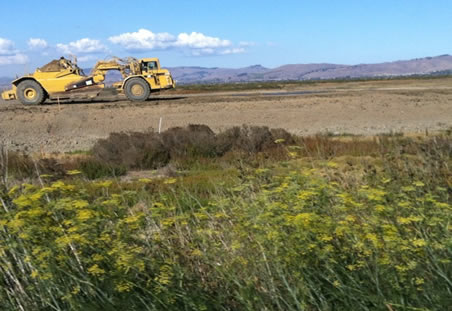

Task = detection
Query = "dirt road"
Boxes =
[1,78,451,153]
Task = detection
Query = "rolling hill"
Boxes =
[168,55,452,83]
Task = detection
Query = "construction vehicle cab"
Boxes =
[119,58,175,101]
[1,56,175,105]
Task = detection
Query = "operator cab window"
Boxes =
[142,61,158,72]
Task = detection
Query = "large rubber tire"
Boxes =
[124,78,151,102]
[16,80,45,105]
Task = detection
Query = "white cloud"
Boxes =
[109,29,175,50]
[56,38,108,55]
[77,55,98,62]
[0,54,28,65]
[174,32,230,49]
[190,48,216,56]
[0,38,17,56]
[221,48,245,55]
[28,38,48,50]
[109,28,242,56]
[0,38,28,65]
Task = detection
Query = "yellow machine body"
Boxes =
[30,71,93,94]
[1,86,16,100]
[94,57,175,91]
[1,56,175,104]
[137,58,175,90]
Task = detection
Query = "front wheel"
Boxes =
[17,80,45,105]
[124,78,151,102]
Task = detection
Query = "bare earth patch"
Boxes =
[1,78,451,152]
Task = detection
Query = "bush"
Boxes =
[92,131,170,170]
[91,125,295,169]
[0,149,68,181]
[216,125,274,154]
[79,158,127,179]
[162,124,218,158]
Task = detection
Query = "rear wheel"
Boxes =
[17,80,45,105]
[124,78,150,102]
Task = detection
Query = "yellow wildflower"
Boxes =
[320,235,333,242]
[413,181,425,187]
[288,151,298,158]
[412,239,427,247]
[30,192,43,202]
[297,190,317,200]
[191,249,203,257]
[94,180,113,188]
[87,264,105,276]
[66,170,82,175]
[326,161,338,168]
[7,185,19,196]
[115,281,132,293]
[77,209,95,221]
[39,174,53,178]
[164,178,177,184]
[293,212,314,226]
[13,195,32,208]
[72,200,89,209]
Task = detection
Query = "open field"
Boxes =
[1,77,452,152]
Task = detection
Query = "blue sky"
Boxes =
[0,0,451,76]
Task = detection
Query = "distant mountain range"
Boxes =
[1,55,452,88]
[168,55,452,84]
[0,77,12,89]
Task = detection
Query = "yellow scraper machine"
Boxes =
[1,56,176,105]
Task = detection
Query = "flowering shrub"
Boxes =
[0,135,450,310]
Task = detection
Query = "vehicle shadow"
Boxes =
[43,95,187,106]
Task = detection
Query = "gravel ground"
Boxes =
[1,78,451,153]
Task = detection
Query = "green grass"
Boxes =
[0,133,450,310]
[168,75,452,93]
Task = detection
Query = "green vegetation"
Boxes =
[0,129,451,310]
[170,75,452,93]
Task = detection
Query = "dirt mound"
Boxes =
[39,59,66,72]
